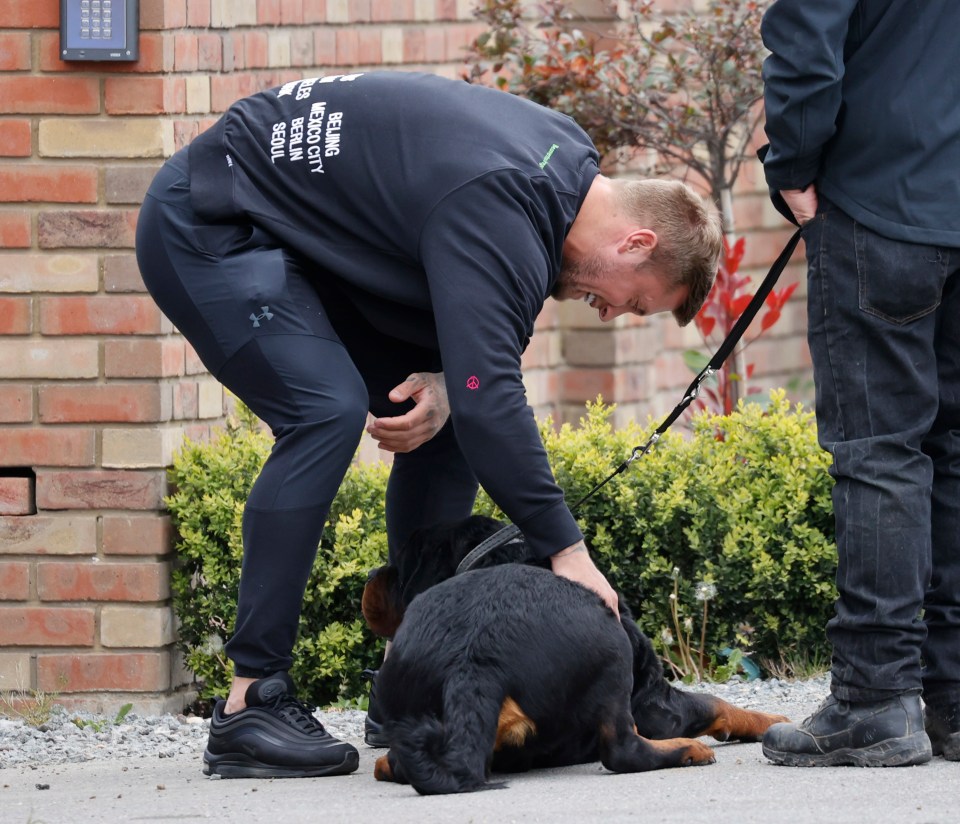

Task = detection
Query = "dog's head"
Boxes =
[362,514,528,638]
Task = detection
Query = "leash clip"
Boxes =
[627,432,660,465]
[684,366,716,405]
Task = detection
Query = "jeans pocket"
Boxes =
[855,225,947,324]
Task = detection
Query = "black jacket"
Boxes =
[187,71,601,557]
[761,0,960,245]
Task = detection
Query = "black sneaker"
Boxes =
[924,699,960,761]
[762,691,932,767]
[202,672,359,778]
[362,668,389,748]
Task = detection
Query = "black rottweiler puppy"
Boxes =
[362,515,787,795]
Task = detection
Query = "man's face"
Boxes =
[552,252,689,323]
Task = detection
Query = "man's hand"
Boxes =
[780,186,819,225]
[366,372,450,453]
[550,542,620,619]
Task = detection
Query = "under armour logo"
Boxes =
[250,306,274,327]
[466,376,480,390]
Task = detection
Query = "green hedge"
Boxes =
[167,391,837,705]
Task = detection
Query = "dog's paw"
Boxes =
[680,739,717,766]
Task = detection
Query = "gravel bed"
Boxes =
[0,675,830,770]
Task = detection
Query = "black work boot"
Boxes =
[924,699,960,761]
[762,691,932,767]
[203,672,359,778]
[362,668,389,748]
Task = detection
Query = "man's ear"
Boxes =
[618,228,658,257]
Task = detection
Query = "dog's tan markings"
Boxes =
[698,698,789,742]
[374,754,394,782]
[494,697,537,750]
[646,737,716,765]
[362,567,404,638]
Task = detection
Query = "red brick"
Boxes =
[303,0,327,23]
[336,29,360,66]
[36,469,167,510]
[210,73,261,113]
[0,32,31,70]
[0,1,59,27]
[38,561,170,602]
[0,297,32,334]
[0,477,35,515]
[187,0,212,27]
[0,607,95,646]
[314,27,336,64]
[102,514,173,556]
[38,384,171,424]
[0,514,97,556]
[0,560,30,599]
[0,165,98,203]
[104,338,186,378]
[437,0,457,21]
[197,34,223,71]
[104,253,148,291]
[371,0,404,22]
[0,77,100,115]
[105,167,160,207]
[259,0,283,24]
[403,28,426,63]
[37,652,168,692]
[0,212,31,248]
[559,368,616,402]
[0,386,33,423]
[174,33,199,72]
[38,209,139,250]
[0,429,95,468]
[281,0,305,24]
[0,119,32,156]
[349,0,371,22]
[105,77,186,115]
[290,30,314,67]
[173,381,199,419]
[40,296,164,335]
[244,32,269,69]
[141,0,187,29]
[356,29,382,64]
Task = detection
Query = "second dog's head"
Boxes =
[362,514,528,638]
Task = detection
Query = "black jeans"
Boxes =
[136,154,478,678]
[804,197,960,704]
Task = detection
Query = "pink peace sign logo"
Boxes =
[466,375,480,391]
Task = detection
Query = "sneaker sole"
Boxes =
[202,747,359,779]
[763,730,933,767]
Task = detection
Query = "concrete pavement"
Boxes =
[2,732,955,824]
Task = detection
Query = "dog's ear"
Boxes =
[362,565,404,638]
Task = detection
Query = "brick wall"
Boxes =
[0,0,810,713]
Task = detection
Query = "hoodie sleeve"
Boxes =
[760,0,860,191]
[418,170,583,559]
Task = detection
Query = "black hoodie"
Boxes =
[187,71,601,557]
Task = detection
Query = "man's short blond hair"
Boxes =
[616,179,722,326]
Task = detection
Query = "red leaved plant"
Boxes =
[684,236,798,416]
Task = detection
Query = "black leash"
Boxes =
[456,228,803,575]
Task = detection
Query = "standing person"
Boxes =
[136,71,722,779]
[759,0,960,766]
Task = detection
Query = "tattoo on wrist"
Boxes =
[552,543,587,560]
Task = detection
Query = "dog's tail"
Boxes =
[388,674,502,795]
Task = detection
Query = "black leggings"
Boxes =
[136,155,478,677]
